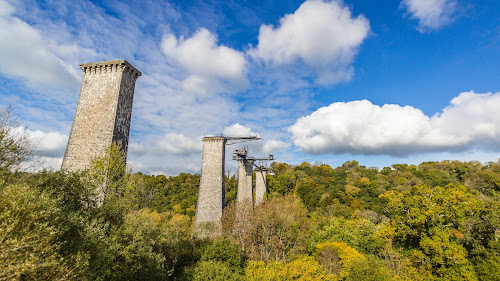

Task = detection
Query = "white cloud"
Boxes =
[401,0,457,32]
[263,139,290,154]
[10,127,67,171]
[289,91,500,155]
[161,28,247,92]
[249,0,370,84]
[31,129,68,157]
[223,123,257,137]
[12,127,68,158]
[38,157,63,171]
[0,1,80,89]
[155,133,203,155]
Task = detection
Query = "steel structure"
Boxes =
[222,135,261,145]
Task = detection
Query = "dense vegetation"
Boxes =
[1,111,499,280]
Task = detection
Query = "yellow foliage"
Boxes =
[281,256,337,281]
[358,177,370,187]
[173,204,183,213]
[376,224,396,241]
[245,256,336,281]
[316,242,365,278]
[126,208,165,226]
[350,198,363,209]
[345,185,361,196]
[245,260,282,281]
[187,205,196,212]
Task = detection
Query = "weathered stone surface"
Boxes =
[235,156,254,223]
[194,137,226,229]
[255,168,267,207]
[61,60,141,172]
[237,158,254,203]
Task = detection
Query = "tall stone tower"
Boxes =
[235,149,254,222]
[61,60,141,172]
[194,137,227,230]
[237,156,254,204]
[255,168,267,207]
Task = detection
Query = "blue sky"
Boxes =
[0,0,499,175]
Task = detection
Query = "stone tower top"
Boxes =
[202,136,227,142]
[79,60,142,78]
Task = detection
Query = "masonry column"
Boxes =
[61,60,141,172]
[194,137,226,233]
[237,158,253,204]
[255,168,267,207]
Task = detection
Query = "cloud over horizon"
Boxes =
[290,91,500,156]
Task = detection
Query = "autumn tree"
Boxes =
[381,183,481,280]
[0,106,36,174]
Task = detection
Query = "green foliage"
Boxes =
[150,173,199,216]
[381,183,481,279]
[105,209,167,280]
[346,255,394,281]
[467,169,500,196]
[182,237,246,280]
[0,183,86,280]
[186,260,244,281]
[201,237,245,270]
[2,158,500,280]
[474,254,500,281]
[310,214,387,255]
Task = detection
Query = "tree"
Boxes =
[346,255,394,281]
[0,106,36,173]
[381,183,481,280]
[104,209,167,281]
[222,195,310,262]
[315,242,365,279]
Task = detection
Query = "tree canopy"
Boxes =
[1,140,499,280]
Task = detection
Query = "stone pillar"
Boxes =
[61,60,141,172]
[245,159,254,201]
[237,158,253,204]
[255,168,267,207]
[194,137,226,233]
[236,157,254,226]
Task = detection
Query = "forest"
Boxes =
[1,110,500,280]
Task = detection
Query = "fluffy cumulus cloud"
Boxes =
[31,129,68,157]
[401,0,457,32]
[223,123,257,136]
[162,28,247,95]
[155,133,203,156]
[10,127,68,171]
[289,91,500,156]
[263,139,290,154]
[11,127,68,158]
[0,1,80,89]
[126,133,204,175]
[250,0,370,84]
